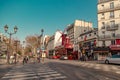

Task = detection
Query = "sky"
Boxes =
[0,0,98,42]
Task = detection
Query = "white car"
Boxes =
[105,54,120,64]
[60,56,68,60]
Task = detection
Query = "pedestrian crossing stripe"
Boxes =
[1,64,67,80]
[42,76,67,80]
[9,76,38,80]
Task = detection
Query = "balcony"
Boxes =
[109,15,114,19]
[98,5,120,13]
[106,24,119,31]
[99,34,120,40]
[101,26,105,29]
[98,0,114,4]
[116,34,120,39]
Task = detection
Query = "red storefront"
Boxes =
[109,39,120,54]
[55,43,73,59]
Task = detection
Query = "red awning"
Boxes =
[109,45,120,50]
[65,44,73,49]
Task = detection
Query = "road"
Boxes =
[0,59,120,80]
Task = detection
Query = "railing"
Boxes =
[101,26,105,29]
[98,4,120,13]
[98,0,114,4]
[106,24,119,31]
[99,34,120,40]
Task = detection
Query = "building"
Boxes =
[78,28,98,60]
[47,30,62,58]
[66,20,93,52]
[67,20,93,44]
[97,0,120,55]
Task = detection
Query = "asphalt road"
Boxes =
[0,59,120,80]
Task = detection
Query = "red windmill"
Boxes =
[57,29,67,46]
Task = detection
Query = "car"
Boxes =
[52,56,58,59]
[60,56,68,60]
[105,54,120,64]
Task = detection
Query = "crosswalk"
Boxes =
[1,63,67,80]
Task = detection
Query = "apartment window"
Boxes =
[111,40,115,45]
[110,2,114,9]
[102,31,105,35]
[102,22,105,26]
[89,34,91,36]
[102,22,105,29]
[110,11,114,18]
[110,20,115,27]
[102,41,106,46]
[112,33,115,37]
[101,13,105,19]
[81,36,83,39]
[94,32,96,35]
[101,4,104,7]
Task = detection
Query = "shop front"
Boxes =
[55,43,73,60]
[93,47,110,60]
[109,45,120,54]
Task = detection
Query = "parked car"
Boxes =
[52,56,58,59]
[105,54,120,64]
[60,56,68,60]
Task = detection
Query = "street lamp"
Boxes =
[41,29,44,49]
[4,24,18,64]
[14,40,20,64]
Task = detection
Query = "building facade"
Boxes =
[66,20,93,51]
[78,28,98,60]
[98,0,120,47]
[47,30,62,58]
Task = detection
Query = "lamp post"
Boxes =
[40,29,45,62]
[14,40,20,64]
[4,25,18,64]
[41,29,44,50]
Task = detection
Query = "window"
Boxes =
[89,34,91,36]
[102,22,105,25]
[102,41,105,46]
[110,21,115,27]
[112,33,115,37]
[94,32,96,35]
[101,13,105,19]
[102,31,105,34]
[110,2,114,9]
[110,11,114,18]
[101,4,104,7]
[111,40,115,45]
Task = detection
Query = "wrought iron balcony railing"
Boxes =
[98,0,114,4]
[98,4,120,13]
[101,26,105,29]
[98,34,120,40]
[106,24,119,31]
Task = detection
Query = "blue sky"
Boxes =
[0,0,97,42]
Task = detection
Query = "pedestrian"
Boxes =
[37,57,40,63]
[23,57,26,65]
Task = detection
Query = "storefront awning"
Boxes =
[93,47,110,53]
[109,45,120,51]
